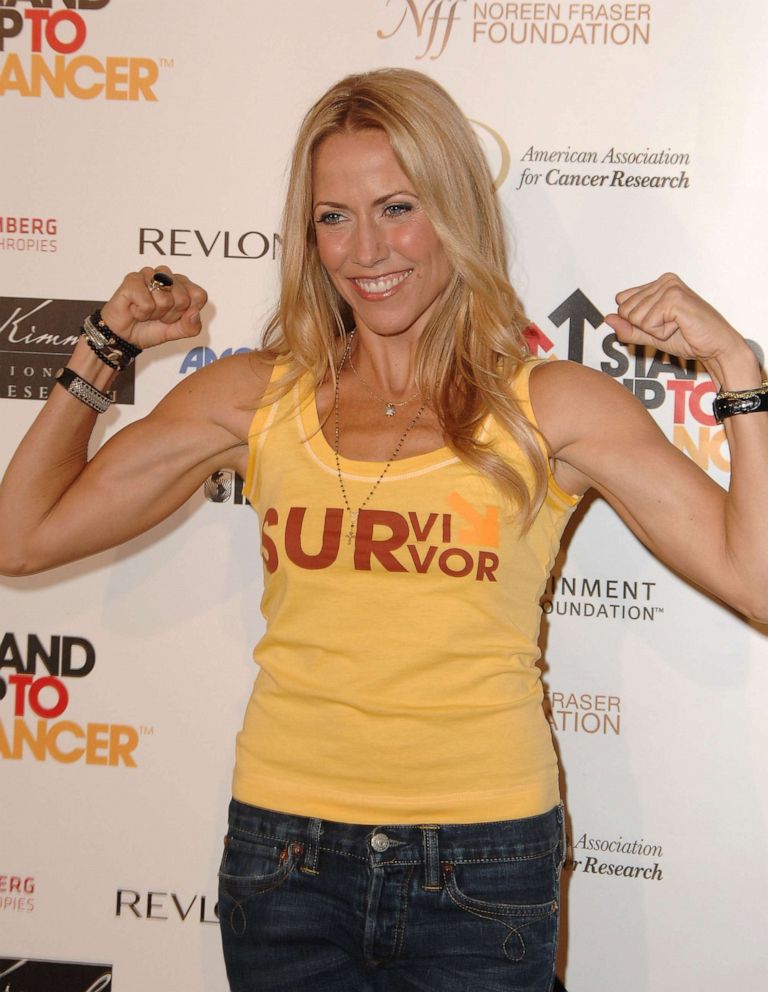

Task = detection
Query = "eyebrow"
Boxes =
[313,190,417,210]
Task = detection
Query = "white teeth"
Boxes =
[353,270,411,294]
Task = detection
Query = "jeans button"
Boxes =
[371,832,390,852]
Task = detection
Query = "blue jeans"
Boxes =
[219,799,565,992]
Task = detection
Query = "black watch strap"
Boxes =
[712,384,768,423]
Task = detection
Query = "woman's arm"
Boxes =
[530,273,768,621]
[0,268,270,575]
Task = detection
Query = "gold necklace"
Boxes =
[333,331,425,544]
[348,352,421,417]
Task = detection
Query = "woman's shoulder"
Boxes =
[176,348,277,398]
[525,356,600,394]
[153,349,280,444]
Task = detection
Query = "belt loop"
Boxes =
[420,825,441,892]
[301,817,322,875]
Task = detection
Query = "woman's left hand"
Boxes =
[603,273,751,382]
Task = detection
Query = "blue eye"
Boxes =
[316,212,344,225]
[384,203,412,217]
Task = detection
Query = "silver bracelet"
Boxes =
[54,367,112,414]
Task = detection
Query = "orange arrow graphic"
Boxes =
[447,492,500,547]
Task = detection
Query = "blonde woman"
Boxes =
[1,70,765,992]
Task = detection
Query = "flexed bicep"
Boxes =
[529,358,764,618]
[0,352,267,575]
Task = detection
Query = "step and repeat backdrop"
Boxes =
[1,2,767,990]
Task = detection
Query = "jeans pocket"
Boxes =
[219,832,299,897]
[218,832,302,939]
[443,857,558,963]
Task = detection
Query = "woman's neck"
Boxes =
[348,327,421,397]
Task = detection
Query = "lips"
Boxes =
[349,269,412,298]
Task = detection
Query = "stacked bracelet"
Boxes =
[54,367,112,414]
[712,381,768,423]
[81,309,142,371]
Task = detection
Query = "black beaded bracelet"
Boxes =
[83,332,122,370]
[81,309,142,371]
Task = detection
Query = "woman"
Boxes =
[0,69,765,992]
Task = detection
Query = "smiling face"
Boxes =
[311,128,453,342]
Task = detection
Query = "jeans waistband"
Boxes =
[227,799,564,888]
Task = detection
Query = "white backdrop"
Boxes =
[1,2,767,990]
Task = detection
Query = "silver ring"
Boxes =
[148,272,173,292]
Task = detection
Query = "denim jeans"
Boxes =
[219,799,564,991]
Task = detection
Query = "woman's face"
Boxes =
[312,128,452,341]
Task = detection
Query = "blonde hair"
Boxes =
[262,68,548,526]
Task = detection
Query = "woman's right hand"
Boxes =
[99,266,208,349]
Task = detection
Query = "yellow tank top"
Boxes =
[233,359,579,824]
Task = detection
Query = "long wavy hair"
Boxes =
[262,68,548,526]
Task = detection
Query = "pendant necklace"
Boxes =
[348,351,421,417]
[333,331,425,544]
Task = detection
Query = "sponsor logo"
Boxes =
[516,144,691,192]
[470,120,511,189]
[541,573,664,622]
[377,1,652,59]
[116,888,219,924]
[0,874,35,913]
[139,227,281,261]
[0,298,135,403]
[0,215,57,254]
[0,957,112,992]
[0,0,163,101]
[544,690,621,735]
[564,829,665,881]
[180,345,252,375]
[526,287,763,474]
[377,0,466,60]
[0,632,142,766]
[471,2,652,47]
[204,470,250,506]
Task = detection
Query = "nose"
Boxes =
[351,216,387,268]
